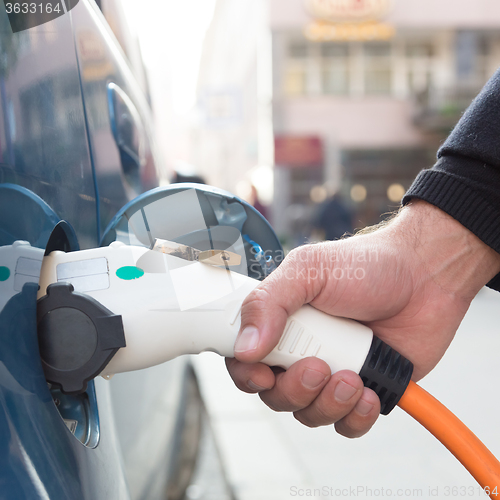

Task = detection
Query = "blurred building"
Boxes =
[193,0,273,206]
[271,0,500,239]
[195,0,500,243]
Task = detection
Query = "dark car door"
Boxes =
[1,1,200,499]
[0,2,131,498]
[0,4,98,247]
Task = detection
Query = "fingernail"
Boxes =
[234,326,260,353]
[355,398,374,416]
[302,369,328,389]
[334,380,357,402]
[248,380,267,392]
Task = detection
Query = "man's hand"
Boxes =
[226,201,500,437]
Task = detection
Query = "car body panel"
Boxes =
[0,1,195,498]
[69,0,160,235]
[0,5,98,249]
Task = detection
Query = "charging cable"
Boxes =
[399,381,500,498]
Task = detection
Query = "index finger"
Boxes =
[234,245,325,363]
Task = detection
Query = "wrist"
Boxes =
[387,200,500,299]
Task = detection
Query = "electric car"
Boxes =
[0,1,202,498]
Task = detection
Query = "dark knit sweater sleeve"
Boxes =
[402,68,500,291]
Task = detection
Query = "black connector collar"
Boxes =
[359,336,413,415]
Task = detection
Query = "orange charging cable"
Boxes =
[398,381,500,499]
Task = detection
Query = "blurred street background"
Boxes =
[110,1,500,498]
[121,0,500,248]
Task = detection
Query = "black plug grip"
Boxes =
[359,336,413,415]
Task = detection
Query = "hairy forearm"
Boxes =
[387,200,500,300]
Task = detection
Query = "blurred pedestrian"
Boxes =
[311,192,353,241]
[249,184,268,220]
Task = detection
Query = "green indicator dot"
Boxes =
[116,266,144,280]
[0,266,10,282]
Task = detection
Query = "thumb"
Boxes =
[234,245,325,363]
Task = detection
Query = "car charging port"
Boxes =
[48,382,100,448]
